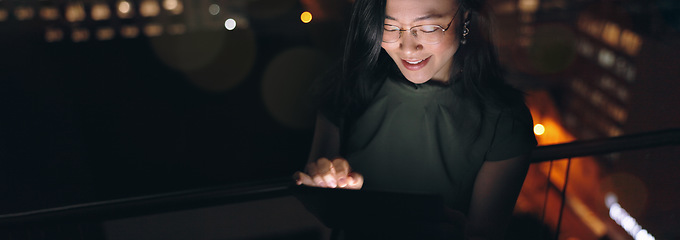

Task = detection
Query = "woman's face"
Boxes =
[381,0,460,84]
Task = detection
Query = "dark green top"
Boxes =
[342,77,537,213]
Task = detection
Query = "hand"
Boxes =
[293,157,363,189]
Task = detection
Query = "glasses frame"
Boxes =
[381,6,462,44]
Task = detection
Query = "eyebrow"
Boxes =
[385,13,446,22]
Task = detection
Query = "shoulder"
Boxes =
[485,96,537,162]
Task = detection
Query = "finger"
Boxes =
[315,157,333,176]
[312,175,327,188]
[332,158,350,187]
[345,172,364,190]
[293,171,316,186]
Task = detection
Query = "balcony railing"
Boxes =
[1,128,679,239]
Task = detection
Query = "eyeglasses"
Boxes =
[382,7,461,45]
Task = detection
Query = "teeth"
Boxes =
[405,59,424,64]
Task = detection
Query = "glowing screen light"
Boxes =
[300,11,312,23]
[534,124,545,135]
[224,18,236,30]
[605,193,655,240]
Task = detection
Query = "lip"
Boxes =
[401,56,431,71]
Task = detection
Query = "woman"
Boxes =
[294,0,537,238]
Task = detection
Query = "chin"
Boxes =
[401,72,433,84]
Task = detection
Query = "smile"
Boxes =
[401,56,431,71]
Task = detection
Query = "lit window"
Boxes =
[40,6,59,20]
[600,75,615,91]
[621,29,642,56]
[65,3,86,22]
[163,0,183,15]
[587,19,604,39]
[625,66,636,83]
[598,48,615,69]
[45,28,64,42]
[167,23,186,35]
[617,88,629,102]
[140,0,160,17]
[590,90,604,107]
[14,6,35,21]
[121,25,139,38]
[117,0,134,19]
[97,27,115,40]
[72,28,90,42]
[92,3,111,21]
[144,23,163,37]
[578,38,594,58]
[602,22,621,47]
[0,9,7,21]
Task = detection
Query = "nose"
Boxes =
[400,30,422,54]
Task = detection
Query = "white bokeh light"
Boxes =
[224,18,236,30]
[209,4,220,16]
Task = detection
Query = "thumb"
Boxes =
[345,172,364,190]
[293,171,316,186]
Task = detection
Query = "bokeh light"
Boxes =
[150,29,256,91]
[534,123,545,135]
[144,24,163,37]
[262,47,330,129]
[118,0,134,18]
[224,18,236,30]
[14,6,35,21]
[301,11,312,23]
[140,0,161,17]
[163,0,183,15]
[209,4,220,16]
[0,9,7,22]
[96,27,115,40]
[40,6,59,20]
[91,3,111,21]
[45,28,64,42]
[121,25,139,38]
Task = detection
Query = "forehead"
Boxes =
[385,0,457,20]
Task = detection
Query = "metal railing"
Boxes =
[1,128,678,228]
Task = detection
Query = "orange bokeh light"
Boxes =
[300,11,312,23]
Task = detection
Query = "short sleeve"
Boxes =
[485,103,537,161]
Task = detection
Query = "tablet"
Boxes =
[290,185,449,228]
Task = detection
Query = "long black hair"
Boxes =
[315,0,524,127]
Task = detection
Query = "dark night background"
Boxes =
[0,0,350,214]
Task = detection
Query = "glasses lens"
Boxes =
[383,27,400,43]
[417,26,443,44]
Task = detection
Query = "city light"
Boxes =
[163,0,183,15]
[45,28,64,42]
[224,18,236,30]
[96,27,115,41]
[300,11,312,23]
[0,9,7,22]
[605,193,655,240]
[209,4,220,16]
[121,25,140,38]
[144,24,163,37]
[40,6,59,21]
[91,3,111,21]
[72,28,90,42]
[15,6,35,21]
[118,0,134,18]
[534,124,545,135]
[140,0,161,17]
